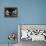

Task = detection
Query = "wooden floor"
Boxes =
[19,40,46,46]
[0,40,46,46]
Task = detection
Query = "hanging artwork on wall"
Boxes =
[5,7,18,17]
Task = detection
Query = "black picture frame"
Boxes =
[5,7,18,17]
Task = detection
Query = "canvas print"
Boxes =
[5,7,18,17]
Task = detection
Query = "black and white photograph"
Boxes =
[5,7,18,17]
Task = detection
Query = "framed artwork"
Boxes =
[5,7,18,17]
